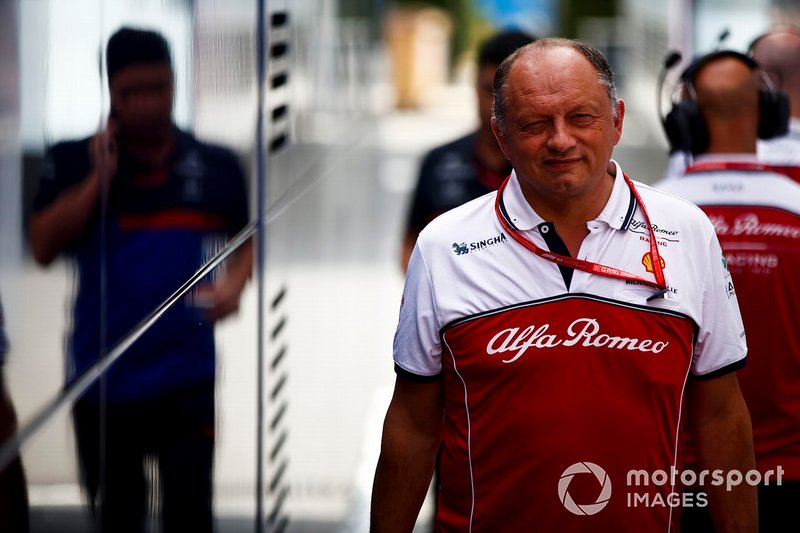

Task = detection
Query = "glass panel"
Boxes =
[5,0,471,530]
[10,0,261,530]
[192,1,261,528]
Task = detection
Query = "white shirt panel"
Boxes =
[758,119,800,165]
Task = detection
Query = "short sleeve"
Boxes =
[392,242,442,382]
[691,230,748,378]
[32,141,91,213]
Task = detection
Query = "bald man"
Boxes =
[656,51,800,533]
[751,28,800,165]
[373,39,755,532]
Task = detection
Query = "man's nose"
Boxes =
[546,119,576,152]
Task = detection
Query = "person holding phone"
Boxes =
[28,27,252,532]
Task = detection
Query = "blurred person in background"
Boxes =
[28,27,252,532]
[373,38,756,532]
[0,295,30,533]
[655,50,798,533]
[662,26,800,183]
[0,0,29,528]
[750,27,800,168]
[400,29,535,271]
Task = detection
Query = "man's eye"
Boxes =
[523,122,546,132]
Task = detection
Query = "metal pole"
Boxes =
[255,0,268,531]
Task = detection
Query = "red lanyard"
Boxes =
[685,160,800,184]
[685,161,772,174]
[494,173,669,299]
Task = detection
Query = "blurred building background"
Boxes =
[0,0,795,531]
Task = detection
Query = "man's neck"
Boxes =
[705,142,757,155]
[706,121,757,154]
[521,171,615,257]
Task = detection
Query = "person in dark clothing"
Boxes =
[401,29,536,270]
[28,27,252,532]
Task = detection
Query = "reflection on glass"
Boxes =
[9,0,401,530]
[27,25,252,531]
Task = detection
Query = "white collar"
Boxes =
[500,160,636,232]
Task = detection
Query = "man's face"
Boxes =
[109,62,173,138]
[493,47,624,204]
[477,63,498,136]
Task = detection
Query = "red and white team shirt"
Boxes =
[394,161,746,532]
[656,155,800,481]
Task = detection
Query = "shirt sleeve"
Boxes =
[691,229,748,378]
[31,141,91,213]
[392,242,442,381]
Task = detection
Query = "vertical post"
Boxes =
[255,0,268,531]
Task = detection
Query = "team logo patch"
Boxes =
[451,233,507,256]
[629,219,680,242]
[641,252,666,273]
[721,253,732,280]
[452,242,469,255]
[726,281,736,299]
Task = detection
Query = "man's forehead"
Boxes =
[110,62,172,87]
[512,46,592,80]
[509,47,598,91]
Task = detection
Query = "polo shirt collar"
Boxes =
[595,160,637,231]
[499,159,636,232]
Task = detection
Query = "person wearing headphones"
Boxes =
[655,50,799,532]
[750,27,800,168]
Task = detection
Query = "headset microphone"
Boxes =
[715,28,730,50]
[664,51,682,70]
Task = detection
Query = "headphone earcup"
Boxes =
[758,89,790,139]
[664,100,709,155]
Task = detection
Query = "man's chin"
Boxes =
[121,124,172,141]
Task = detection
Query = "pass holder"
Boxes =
[646,287,672,302]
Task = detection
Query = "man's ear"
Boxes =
[491,118,509,158]
[613,99,625,146]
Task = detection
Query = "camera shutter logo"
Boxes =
[558,462,612,515]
